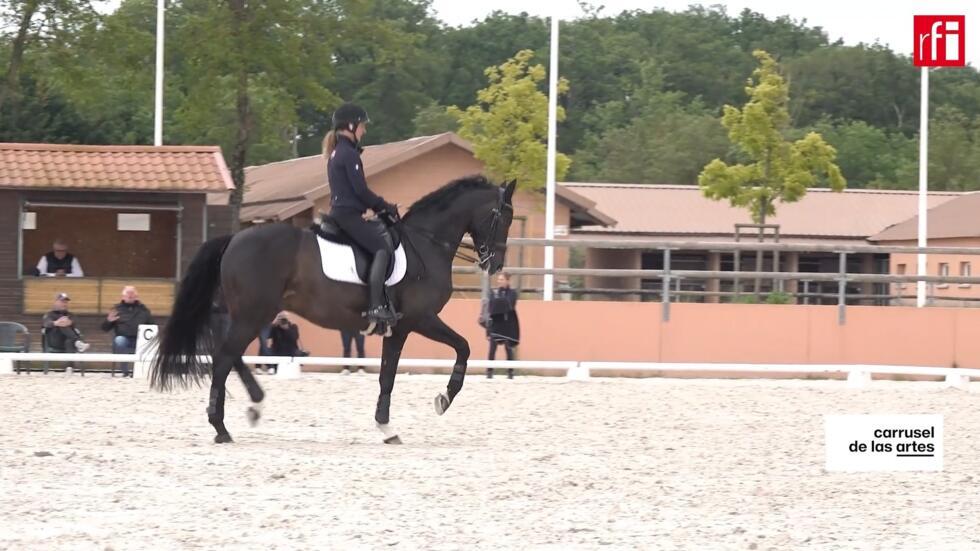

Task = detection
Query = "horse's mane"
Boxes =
[404,175,497,220]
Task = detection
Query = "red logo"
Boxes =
[914,15,966,67]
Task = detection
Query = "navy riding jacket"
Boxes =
[328,134,387,214]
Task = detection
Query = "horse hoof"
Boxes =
[384,435,403,445]
[246,406,262,427]
[214,433,234,444]
[434,393,450,416]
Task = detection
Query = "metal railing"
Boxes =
[456,237,980,324]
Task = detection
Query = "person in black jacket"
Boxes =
[42,292,90,353]
[481,273,520,379]
[268,312,303,357]
[101,285,155,377]
[34,238,84,277]
[321,102,400,335]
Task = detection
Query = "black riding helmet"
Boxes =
[332,103,370,133]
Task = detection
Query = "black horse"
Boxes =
[150,176,516,444]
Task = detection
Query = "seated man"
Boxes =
[35,238,84,277]
[101,285,155,377]
[42,292,90,353]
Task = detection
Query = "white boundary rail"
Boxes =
[1,325,973,388]
[1,353,975,389]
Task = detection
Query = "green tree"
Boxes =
[700,50,845,223]
[797,118,915,189]
[40,0,157,145]
[699,50,845,295]
[923,106,980,191]
[787,44,919,134]
[448,49,570,189]
[0,0,102,113]
[411,100,458,135]
[314,0,444,147]
[166,0,338,226]
[430,11,548,109]
[571,62,728,184]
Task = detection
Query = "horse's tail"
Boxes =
[150,234,233,391]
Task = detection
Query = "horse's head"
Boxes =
[470,179,516,275]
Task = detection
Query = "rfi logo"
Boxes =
[914,15,966,67]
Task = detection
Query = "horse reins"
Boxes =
[399,188,511,270]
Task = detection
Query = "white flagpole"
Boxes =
[543,14,559,301]
[917,67,929,307]
[154,0,165,146]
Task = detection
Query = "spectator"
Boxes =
[258,323,276,374]
[340,329,366,374]
[268,312,305,358]
[101,285,155,377]
[481,272,520,379]
[42,292,91,353]
[35,238,84,277]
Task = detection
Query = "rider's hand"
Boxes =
[379,201,400,222]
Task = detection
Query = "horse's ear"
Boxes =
[503,179,516,203]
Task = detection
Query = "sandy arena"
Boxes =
[2,373,979,550]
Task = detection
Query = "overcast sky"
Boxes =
[430,0,979,64]
[95,1,978,65]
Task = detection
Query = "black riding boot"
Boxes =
[364,249,398,334]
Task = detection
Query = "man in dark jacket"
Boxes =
[43,292,90,353]
[101,285,155,377]
[35,238,84,277]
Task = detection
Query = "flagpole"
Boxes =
[916,66,928,307]
[154,0,165,146]
[543,14,559,301]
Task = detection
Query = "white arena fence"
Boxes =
[1,324,975,388]
[2,353,977,389]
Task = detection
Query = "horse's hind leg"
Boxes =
[234,357,265,426]
[208,322,266,443]
[207,352,235,443]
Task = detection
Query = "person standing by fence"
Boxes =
[480,272,520,379]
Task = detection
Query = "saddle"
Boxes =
[312,216,401,283]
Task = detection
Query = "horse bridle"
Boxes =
[461,188,511,268]
[404,188,511,267]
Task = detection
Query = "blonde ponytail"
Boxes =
[322,130,338,158]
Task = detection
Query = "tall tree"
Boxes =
[431,11,548,109]
[797,118,915,189]
[787,44,919,134]
[448,49,570,189]
[0,0,102,113]
[40,0,157,145]
[167,0,337,227]
[699,50,845,295]
[315,0,444,147]
[411,100,458,136]
[570,62,728,184]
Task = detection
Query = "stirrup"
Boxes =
[365,305,398,323]
[360,319,392,338]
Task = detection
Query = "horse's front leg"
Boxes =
[376,328,409,444]
[414,314,470,416]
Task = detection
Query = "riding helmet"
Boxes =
[332,103,370,132]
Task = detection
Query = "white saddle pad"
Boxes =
[316,236,407,286]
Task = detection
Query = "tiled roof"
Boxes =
[871,192,980,241]
[564,183,964,239]
[241,133,473,221]
[0,143,234,193]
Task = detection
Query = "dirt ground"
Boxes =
[2,373,978,550]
